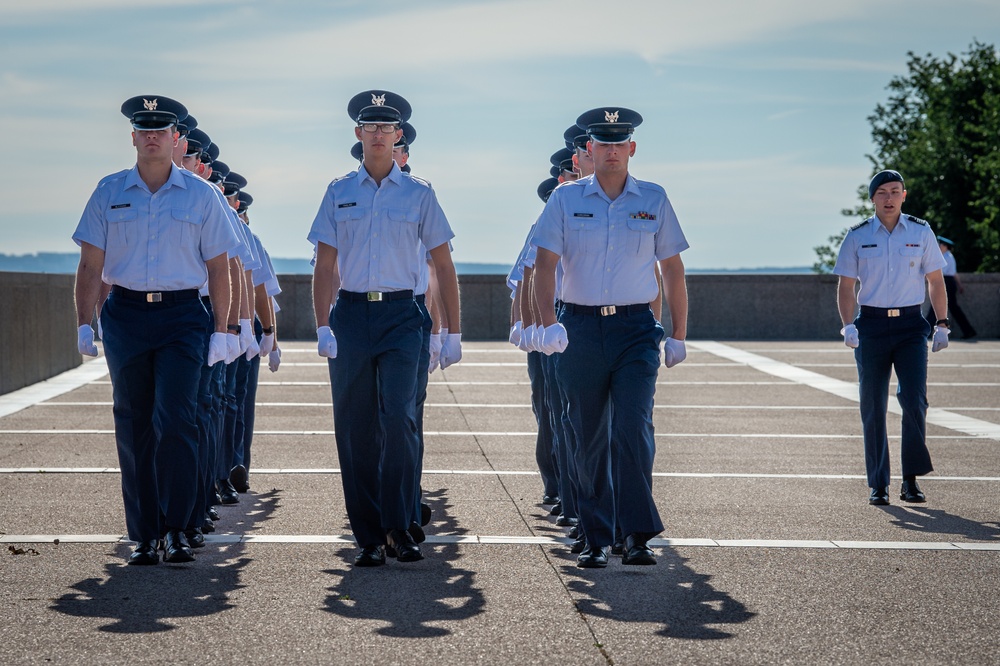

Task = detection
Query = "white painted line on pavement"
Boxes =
[0,358,109,419]
[2,533,998,551]
[691,341,1000,441]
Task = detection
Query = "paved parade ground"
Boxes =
[2,340,999,664]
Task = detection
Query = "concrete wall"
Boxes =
[2,271,997,396]
[0,272,80,395]
[274,272,1000,341]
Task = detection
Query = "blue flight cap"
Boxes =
[203,142,220,165]
[538,177,559,203]
[868,170,904,199]
[186,128,211,156]
[564,124,588,152]
[177,114,197,137]
[121,95,187,131]
[208,160,228,185]
[401,163,411,173]
[549,165,560,178]
[347,89,412,124]
[576,106,642,144]
[222,171,247,197]
[395,122,417,149]
[237,191,253,214]
[936,235,954,246]
[550,147,574,173]
[350,141,364,162]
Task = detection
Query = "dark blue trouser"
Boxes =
[854,311,934,488]
[556,306,664,548]
[235,317,263,472]
[101,292,208,542]
[329,295,423,547]
[527,351,560,498]
[219,360,238,481]
[541,353,571,516]
[230,353,252,473]
[412,294,432,524]
[191,298,217,529]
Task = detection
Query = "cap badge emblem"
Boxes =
[143,98,158,111]
[371,94,386,106]
[605,110,619,123]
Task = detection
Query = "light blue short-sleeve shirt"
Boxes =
[250,233,276,288]
[73,163,241,291]
[833,214,946,308]
[306,163,455,293]
[530,174,688,306]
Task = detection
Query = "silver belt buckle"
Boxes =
[887,308,900,317]
[367,291,383,302]
[600,305,616,316]
[147,292,162,303]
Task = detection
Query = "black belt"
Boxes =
[859,305,922,318]
[112,285,200,303]
[563,302,650,317]
[339,289,414,303]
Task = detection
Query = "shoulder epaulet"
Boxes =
[404,173,433,189]
[849,219,868,231]
[906,214,928,226]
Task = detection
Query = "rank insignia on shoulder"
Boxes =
[629,212,656,220]
[849,220,869,231]
[906,215,928,225]
[573,212,593,218]
[337,202,357,208]
[110,203,131,209]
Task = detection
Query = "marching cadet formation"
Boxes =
[73,92,953,569]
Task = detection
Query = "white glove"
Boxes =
[517,324,534,352]
[77,324,98,357]
[207,332,227,366]
[268,347,281,372]
[663,337,687,368]
[259,333,275,357]
[317,325,338,358]
[931,325,950,353]
[440,333,463,369]
[428,332,442,373]
[238,318,254,354]
[245,334,261,360]
[225,333,241,364]
[538,323,569,355]
[509,321,523,346]
[841,324,859,349]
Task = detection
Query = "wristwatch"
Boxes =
[935,318,950,328]
[262,326,274,335]
[227,324,241,334]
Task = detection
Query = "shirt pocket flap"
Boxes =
[387,208,419,224]
[172,208,205,225]
[568,217,599,231]
[333,206,368,222]
[106,208,138,223]
[899,246,922,257]
[626,218,659,233]
[858,246,884,258]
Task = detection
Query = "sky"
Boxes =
[1,0,998,270]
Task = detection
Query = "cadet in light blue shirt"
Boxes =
[72,95,237,566]
[834,169,949,506]
[531,107,689,570]
[307,90,463,567]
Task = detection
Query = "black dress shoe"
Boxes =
[408,521,426,544]
[611,538,625,556]
[622,534,656,565]
[163,530,195,563]
[354,545,386,567]
[386,528,423,562]
[567,525,580,539]
[570,536,587,554]
[542,494,560,506]
[555,514,578,527]
[207,507,221,522]
[577,545,609,568]
[229,465,249,493]
[219,479,239,504]
[549,502,563,516]
[900,479,926,503]
[128,540,159,566]
[184,529,206,548]
[869,487,890,505]
[420,502,432,527]
[202,518,215,533]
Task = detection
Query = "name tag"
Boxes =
[337,202,357,209]
[861,244,878,249]
[110,203,131,210]
[573,213,593,218]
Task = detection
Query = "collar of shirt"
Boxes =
[122,162,188,194]
[580,172,641,204]
[871,213,909,236]
[357,161,403,189]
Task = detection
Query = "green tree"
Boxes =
[816,41,1000,273]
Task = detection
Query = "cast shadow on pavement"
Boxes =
[320,487,486,637]
[879,505,1000,541]
[48,487,282,633]
[556,546,755,640]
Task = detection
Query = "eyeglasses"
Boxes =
[359,123,399,134]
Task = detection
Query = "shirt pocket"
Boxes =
[386,208,420,249]
[567,216,604,254]
[857,245,884,261]
[171,208,205,249]
[332,206,368,252]
[105,207,137,248]
[626,217,658,256]
[899,246,922,273]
